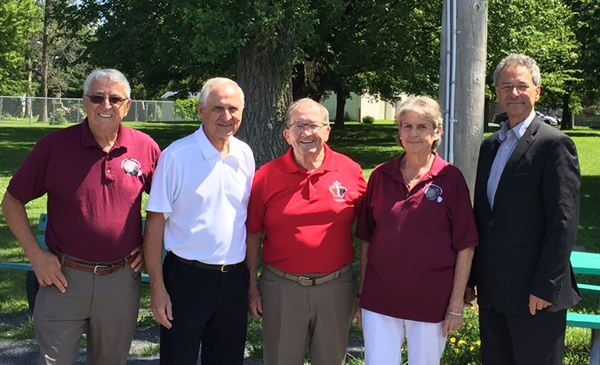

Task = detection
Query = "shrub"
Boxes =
[173,98,200,121]
[49,109,67,125]
[362,115,375,124]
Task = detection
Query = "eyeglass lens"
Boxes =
[290,123,323,132]
[87,95,125,105]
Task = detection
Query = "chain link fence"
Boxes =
[0,96,184,124]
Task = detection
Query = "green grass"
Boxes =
[0,120,599,364]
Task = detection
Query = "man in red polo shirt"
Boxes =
[2,69,160,365]
[246,98,366,365]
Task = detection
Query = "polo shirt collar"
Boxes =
[381,152,447,182]
[80,117,128,151]
[195,125,245,161]
[280,143,338,174]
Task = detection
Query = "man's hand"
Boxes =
[529,294,551,315]
[129,245,145,273]
[464,286,477,306]
[355,308,363,328]
[30,250,68,293]
[151,286,173,328]
[248,286,263,318]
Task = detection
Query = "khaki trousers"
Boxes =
[34,264,141,365]
[260,266,357,365]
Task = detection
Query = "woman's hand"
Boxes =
[442,302,464,337]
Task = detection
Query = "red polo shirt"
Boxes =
[247,144,366,273]
[356,153,478,323]
[7,119,160,262]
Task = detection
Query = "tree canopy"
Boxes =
[0,0,41,95]
[3,0,600,135]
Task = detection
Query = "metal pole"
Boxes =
[439,0,487,195]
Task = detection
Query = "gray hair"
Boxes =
[83,69,131,98]
[396,96,443,151]
[198,78,245,107]
[285,98,330,125]
[493,54,541,87]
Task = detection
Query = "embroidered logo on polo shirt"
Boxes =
[121,158,142,176]
[423,183,443,203]
[329,180,347,202]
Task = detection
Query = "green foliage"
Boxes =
[362,116,375,124]
[487,0,580,108]
[442,307,481,365]
[173,99,200,121]
[0,0,41,95]
[140,343,160,356]
[49,108,67,125]
[0,316,35,342]
[567,0,600,106]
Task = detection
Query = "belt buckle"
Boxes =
[93,264,109,274]
[220,265,230,273]
[298,276,315,286]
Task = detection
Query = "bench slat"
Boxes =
[567,312,600,329]
[578,283,600,295]
[0,262,33,271]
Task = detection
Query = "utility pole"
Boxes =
[438,0,487,195]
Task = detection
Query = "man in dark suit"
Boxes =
[466,54,581,364]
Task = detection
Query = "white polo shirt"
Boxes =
[146,125,255,264]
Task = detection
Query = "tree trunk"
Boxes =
[333,90,346,130]
[235,30,291,168]
[39,0,51,122]
[483,98,490,133]
[438,0,487,196]
[26,59,33,119]
[561,92,573,130]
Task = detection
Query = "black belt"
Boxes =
[171,253,239,273]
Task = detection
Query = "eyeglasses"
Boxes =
[498,84,531,94]
[85,95,128,107]
[287,123,326,133]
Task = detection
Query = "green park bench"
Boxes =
[567,283,600,364]
[0,214,154,314]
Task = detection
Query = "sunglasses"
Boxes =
[85,95,128,106]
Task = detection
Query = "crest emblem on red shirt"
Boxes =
[329,180,347,202]
[121,158,142,177]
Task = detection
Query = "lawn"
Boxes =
[0,119,599,364]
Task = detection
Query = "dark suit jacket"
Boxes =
[469,117,581,315]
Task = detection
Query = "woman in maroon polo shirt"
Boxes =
[356,96,478,365]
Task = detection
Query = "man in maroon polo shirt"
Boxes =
[1,69,160,365]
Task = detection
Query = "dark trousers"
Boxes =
[479,306,566,365]
[160,253,249,365]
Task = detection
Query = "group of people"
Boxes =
[1,52,580,365]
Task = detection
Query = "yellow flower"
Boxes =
[476,340,481,346]
[454,348,460,354]
[470,346,475,351]
[458,339,467,346]
[450,337,456,343]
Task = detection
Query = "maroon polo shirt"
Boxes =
[356,153,478,323]
[8,119,160,262]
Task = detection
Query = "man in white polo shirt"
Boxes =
[143,77,255,365]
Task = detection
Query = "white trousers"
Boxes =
[362,308,446,365]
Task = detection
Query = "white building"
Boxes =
[320,92,399,122]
